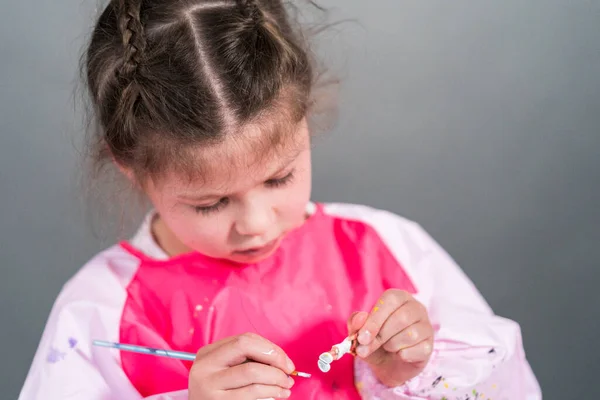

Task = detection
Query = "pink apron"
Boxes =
[118,204,416,398]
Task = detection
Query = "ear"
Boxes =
[104,141,145,190]
[111,157,136,183]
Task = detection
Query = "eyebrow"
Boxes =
[176,151,299,202]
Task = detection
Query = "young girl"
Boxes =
[20,1,541,399]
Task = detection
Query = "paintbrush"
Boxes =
[93,340,311,378]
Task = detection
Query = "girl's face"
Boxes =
[142,118,312,264]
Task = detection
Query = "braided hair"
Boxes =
[85,0,322,182]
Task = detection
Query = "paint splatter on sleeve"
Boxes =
[355,207,542,399]
[46,347,67,364]
[68,337,78,349]
[46,337,81,364]
[352,343,540,400]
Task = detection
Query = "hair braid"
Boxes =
[117,0,146,79]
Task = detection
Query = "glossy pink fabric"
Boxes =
[119,204,416,398]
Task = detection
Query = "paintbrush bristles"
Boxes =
[290,370,311,378]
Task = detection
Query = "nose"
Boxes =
[234,200,275,238]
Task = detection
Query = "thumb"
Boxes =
[347,311,368,335]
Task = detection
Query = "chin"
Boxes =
[227,253,274,265]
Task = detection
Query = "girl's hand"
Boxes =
[347,289,434,387]
[188,332,296,400]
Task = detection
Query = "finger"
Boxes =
[399,338,434,363]
[372,300,427,351]
[356,290,412,347]
[195,335,238,359]
[382,321,434,353]
[214,361,295,390]
[224,383,292,399]
[206,332,295,374]
[347,311,368,335]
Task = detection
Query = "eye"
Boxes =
[265,170,295,188]
[193,198,229,215]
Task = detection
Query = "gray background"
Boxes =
[1,0,598,398]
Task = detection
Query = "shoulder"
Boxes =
[57,212,158,304]
[319,202,455,297]
[56,243,141,306]
[321,202,416,227]
[19,245,142,399]
[37,243,142,352]
[320,202,437,255]
[39,244,141,340]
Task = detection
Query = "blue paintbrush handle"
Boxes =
[93,340,197,361]
[93,339,311,378]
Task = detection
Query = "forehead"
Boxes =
[153,118,309,194]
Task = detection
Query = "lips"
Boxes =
[233,236,282,261]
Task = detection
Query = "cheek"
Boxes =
[155,203,231,253]
[173,214,228,247]
[279,161,312,219]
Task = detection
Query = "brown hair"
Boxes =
[84,0,326,184]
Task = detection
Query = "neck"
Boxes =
[151,215,191,257]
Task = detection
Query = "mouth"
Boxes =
[233,236,282,260]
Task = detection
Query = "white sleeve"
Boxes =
[18,247,190,400]
[324,204,542,400]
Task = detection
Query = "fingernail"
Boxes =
[287,377,295,387]
[286,358,295,373]
[356,345,369,358]
[280,389,291,398]
[423,342,432,354]
[358,330,371,345]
